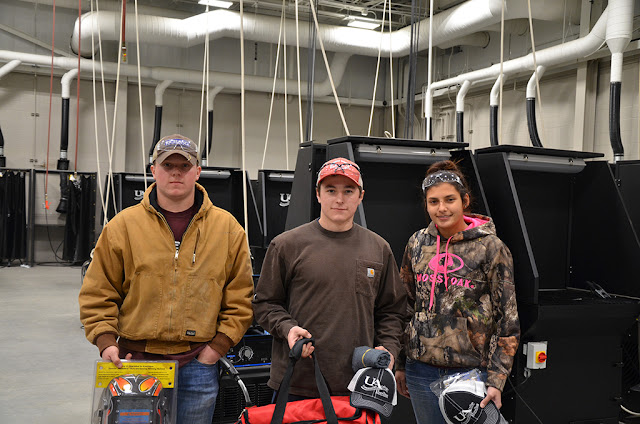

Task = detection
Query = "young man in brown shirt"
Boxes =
[253,157,407,398]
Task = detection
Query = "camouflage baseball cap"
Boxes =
[152,134,199,166]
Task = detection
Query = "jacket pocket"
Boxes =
[355,259,383,297]
[181,276,223,341]
[119,272,161,339]
[416,316,482,367]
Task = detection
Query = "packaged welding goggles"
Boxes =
[91,360,178,424]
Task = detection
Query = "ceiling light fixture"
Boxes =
[198,0,233,8]
[346,17,380,30]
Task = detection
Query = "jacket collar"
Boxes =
[426,213,496,242]
[142,182,211,217]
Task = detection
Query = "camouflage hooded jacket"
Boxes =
[399,214,520,391]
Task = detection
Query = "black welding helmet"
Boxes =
[96,374,169,424]
[439,379,507,424]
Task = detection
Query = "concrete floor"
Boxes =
[0,265,97,424]
[2,264,636,424]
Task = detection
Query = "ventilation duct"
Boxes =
[0,50,350,98]
[526,66,545,148]
[427,6,613,126]
[149,80,173,166]
[489,75,503,146]
[56,69,78,214]
[71,0,575,58]
[456,80,472,143]
[605,0,633,162]
[0,60,21,167]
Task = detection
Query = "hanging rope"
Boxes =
[282,1,289,170]
[368,0,388,137]
[74,0,82,173]
[205,9,210,165]
[527,0,547,144]
[426,0,433,140]
[388,0,395,138]
[261,6,285,169]
[93,0,116,221]
[498,0,505,145]
[198,4,210,163]
[44,0,56,211]
[133,0,147,188]
[89,0,107,219]
[307,0,350,135]
[295,0,304,143]
[103,0,126,225]
[239,0,249,240]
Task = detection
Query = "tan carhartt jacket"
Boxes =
[79,183,254,356]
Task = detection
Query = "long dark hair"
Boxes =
[423,160,472,213]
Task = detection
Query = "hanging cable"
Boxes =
[96,0,117,223]
[282,0,289,170]
[498,0,505,145]
[295,0,303,144]
[261,5,285,170]
[425,0,434,140]
[307,0,350,136]
[133,0,147,188]
[405,0,417,138]
[104,0,126,226]
[527,0,547,145]
[240,0,249,240]
[198,4,210,163]
[74,0,82,174]
[205,9,210,166]
[89,0,107,220]
[304,0,317,142]
[44,0,56,211]
[389,0,395,138]
[368,0,388,137]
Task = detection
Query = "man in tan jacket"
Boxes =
[79,134,254,424]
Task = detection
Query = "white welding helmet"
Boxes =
[439,379,508,424]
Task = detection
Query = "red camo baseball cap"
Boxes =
[316,157,363,188]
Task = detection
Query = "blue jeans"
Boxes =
[177,358,219,424]
[405,359,478,424]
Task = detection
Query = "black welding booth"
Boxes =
[257,169,294,248]
[285,135,490,424]
[614,160,640,234]
[103,168,263,249]
[0,168,96,266]
[475,145,640,423]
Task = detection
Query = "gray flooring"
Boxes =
[0,265,97,424]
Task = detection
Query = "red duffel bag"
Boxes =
[236,339,381,424]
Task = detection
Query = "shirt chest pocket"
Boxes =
[355,259,383,297]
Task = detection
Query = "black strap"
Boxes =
[313,355,338,424]
[270,339,339,424]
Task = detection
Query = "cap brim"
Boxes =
[440,390,506,424]
[316,173,362,188]
[155,150,198,166]
[350,392,393,417]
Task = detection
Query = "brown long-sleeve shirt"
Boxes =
[253,220,407,397]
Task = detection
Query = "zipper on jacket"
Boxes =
[192,228,200,264]
[152,204,203,337]
[153,209,178,335]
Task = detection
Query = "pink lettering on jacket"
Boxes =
[428,253,464,274]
